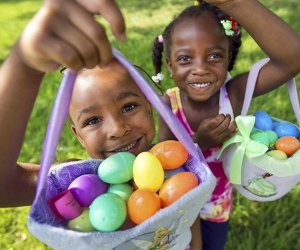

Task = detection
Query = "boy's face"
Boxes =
[69,62,155,159]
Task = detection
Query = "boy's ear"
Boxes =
[71,125,86,148]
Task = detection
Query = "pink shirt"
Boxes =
[166,86,233,222]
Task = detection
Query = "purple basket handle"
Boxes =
[33,48,204,204]
[241,58,300,126]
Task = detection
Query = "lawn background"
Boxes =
[0,0,300,249]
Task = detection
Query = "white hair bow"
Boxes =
[151,73,164,83]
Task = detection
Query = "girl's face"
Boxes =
[69,63,155,159]
[166,12,231,102]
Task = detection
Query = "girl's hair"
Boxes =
[152,2,242,76]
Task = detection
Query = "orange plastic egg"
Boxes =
[159,172,198,208]
[150,140,189,170]
[275,136,300,156]
[128,189,161,224]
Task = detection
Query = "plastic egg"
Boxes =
[133,152,164,192]
[275,136,300,156]
[89,193,127,232]
[107,183,133,202]
[164,166,186,180]
[274,122,300,138]
[128,189,161,224]
[68,174,108,206]
[253,111,273,131]
[159,172,198,208]
[98,152,135,184]
[265,130,278,146]
[266,150,288,160]
[68,208,96,232]
[250,131,270,146]
[150,140,189,170]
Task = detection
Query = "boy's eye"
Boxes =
[85,117,101,126]
[122,103,137,113]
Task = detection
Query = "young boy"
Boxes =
[0,0,126,207]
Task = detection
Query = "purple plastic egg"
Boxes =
[68,174,108,207]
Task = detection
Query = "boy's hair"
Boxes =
[152,2,242,75]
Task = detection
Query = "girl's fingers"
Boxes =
[62,0,113,66]
[77,0,126,41]
[38,36,84,71]
[51,14,100,69]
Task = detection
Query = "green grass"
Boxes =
[0,0,300,249]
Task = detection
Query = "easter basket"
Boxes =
[27,49,216,250]
[219,58,300,201]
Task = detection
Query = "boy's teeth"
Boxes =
[191,82,210,88]
[116,141,137,152]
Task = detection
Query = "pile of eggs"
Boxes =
[48,140,199,233]
[251,111,300,159]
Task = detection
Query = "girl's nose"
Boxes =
[192,58,209,75]
[105,116,131,139]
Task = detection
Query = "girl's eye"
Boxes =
[122,103,137,113]
[208,53,223,60]
[177,55,191,62]
[85,117,101,126]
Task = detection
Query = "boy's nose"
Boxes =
[105,116,131,139]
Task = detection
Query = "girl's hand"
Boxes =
[193,114,237,151]
[18,0,125,72]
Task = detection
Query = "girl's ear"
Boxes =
[71,125,86,148]
[166,57,173,75]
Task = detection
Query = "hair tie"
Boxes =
[151,73,164,83]
[158,35,164,43]
[194,0,200,6]
[220,17,239,37]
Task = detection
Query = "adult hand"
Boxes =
[18,0,125,72]
[193,114,237,151]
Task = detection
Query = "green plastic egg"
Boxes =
[89,193,127,232]
[250,131,270,146]
[67,208,96,232]
[267,149,288,160]
[107,183,133,202]
[98,152,135,184]
[265,130,278,146]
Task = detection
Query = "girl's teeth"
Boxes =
[191,82,210,88]
[116,141,137,152]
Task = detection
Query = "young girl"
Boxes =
[152,0,300,249]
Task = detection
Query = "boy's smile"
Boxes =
[69,62,155,159]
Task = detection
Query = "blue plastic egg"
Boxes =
[275,122,300,138]
[89,193,127,232]
[253,111,273,131]
[98,152,135,184]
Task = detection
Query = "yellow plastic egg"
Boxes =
[133,152,164,192]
